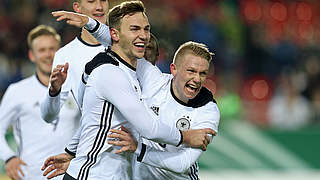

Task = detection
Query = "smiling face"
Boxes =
[171,52,210,103]
[29,35,60,76]
[114,12,150,61]
[74,0,108,24]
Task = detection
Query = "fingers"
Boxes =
[114,147,129,154]
[63,62,69,73]
[108,139,129,147]
[42,157,53,170]
[43,165,55,176]
[17,166,25,177]
[8,168,21,180]
[108,129,128,140]
[120,125,129,133]
[204,128,216,136]
[47,169,65,179]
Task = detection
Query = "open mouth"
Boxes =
[185,84,199,93]
[134,42,146,51]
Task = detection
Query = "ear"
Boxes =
[28,50,36,63]
[73,2,81,13]
[170,63,177,76]
[110,28,120,42]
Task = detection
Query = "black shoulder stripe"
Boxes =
[188,86,217,108]
[85,52,119,75]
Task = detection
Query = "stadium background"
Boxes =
[0,0,320,179]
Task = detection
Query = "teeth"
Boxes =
[135,43,145,47]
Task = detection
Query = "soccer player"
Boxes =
[40,0,110,122]
[0,25,79,180]
[41,2,214,180]
[109,41,219,179]
[62,9,220,179]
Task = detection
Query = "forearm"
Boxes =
[64,127,81,155]
[135,142,201,173]
[0,136,16,162]
[85,17,111,47]
[40,90,68,123]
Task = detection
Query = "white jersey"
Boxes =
[83,19,220,179]
[132,59,220,180]
[0,75,79,180]
[66,49,182,180]
[40,33,106,122]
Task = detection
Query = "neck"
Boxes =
[172,79,188,104]
[81,28,100,45]
[36,70,50,87]
[111,45,137,68]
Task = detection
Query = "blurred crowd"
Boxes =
[0,0,319,130]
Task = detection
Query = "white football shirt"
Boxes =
[132,59,220,180]
[0,75,79,180]
[66,49,182,180]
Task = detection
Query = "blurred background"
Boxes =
[0,0,320,179]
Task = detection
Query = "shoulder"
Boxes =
[188,87,217,108]
[3,76,34,97]
[56,38,77,54]
[85,52,119,75]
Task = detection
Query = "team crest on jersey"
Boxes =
[176,116,191,131]
[150,106,159,116]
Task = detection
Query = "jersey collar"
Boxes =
[77,31,102,47]
[106,48,136,71]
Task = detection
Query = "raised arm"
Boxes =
[52,11,111,47]
[40,58,69,122]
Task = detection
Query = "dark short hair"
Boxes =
[27,25,61,49]
[108,1,145,30]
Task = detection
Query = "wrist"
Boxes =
[5,156,17,164]
[49,86,61,97]
[178,130,184,147]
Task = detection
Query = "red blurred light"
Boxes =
[296,2,312,21]
[244,0,262,21]
[204,78,217,94]
[270,2,288,22]
[251,80,269,100]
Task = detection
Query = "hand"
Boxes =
[41,153,74,179]
[5,157,27,180]
[108,126,138,154]
[182,128,216,151]
[49,63,69,96]
[52,11,89,28]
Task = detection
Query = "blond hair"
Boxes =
[173,41,214,66]
[27,25,61,49]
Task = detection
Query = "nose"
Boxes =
[139,30,149,42]
[193,73,201,83]
[96,1,103,11]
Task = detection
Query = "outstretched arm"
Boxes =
[52,11,111,47]
[108,127,215,173]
